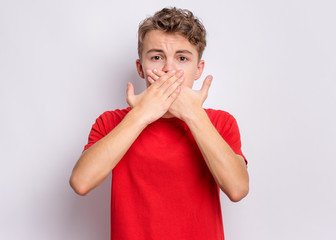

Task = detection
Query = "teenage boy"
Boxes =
[70,7,249,240]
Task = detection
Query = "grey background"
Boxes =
[1,0,335,239]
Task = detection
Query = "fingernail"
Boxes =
[178,70,183,74]
[153,69,157,73]
[171,70,176,74]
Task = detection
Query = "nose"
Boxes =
[162,59,175,73]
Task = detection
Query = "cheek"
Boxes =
[181,73,194,87]
[142,62,163,78]
[181,67,199,87]
[143,61,163,70]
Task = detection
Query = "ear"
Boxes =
[195,60,205,80]
[136,59,145,79]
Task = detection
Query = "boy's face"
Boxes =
[136,30,204,88]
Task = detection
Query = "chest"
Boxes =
[115,122,210,185]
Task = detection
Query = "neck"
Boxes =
[162,111,175,118]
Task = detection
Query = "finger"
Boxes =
[126,82,134,97]
[148,76,155,84]
[146,69,165,81]
[149,70,182,89]
[146,69,175,84]
[147,69,160,81]
[126,82,135,107]
[158,70,184,94]
[162,75,184,98]
[153,68,165,78]
[200,75,213,98]
[166,86,181,106]
[151,68,183,80]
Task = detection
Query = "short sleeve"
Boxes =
[223,116,247,164]
[83,114,108,152]
[83,108,131,152]
[205,109,247,165]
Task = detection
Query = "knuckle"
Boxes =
[152,90,161,98]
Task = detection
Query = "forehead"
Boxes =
[142,30,197,54]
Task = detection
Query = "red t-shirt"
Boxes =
[84,107,246,240]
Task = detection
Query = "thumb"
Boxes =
[126,82,135,108]
[200,75,213,98]
[126,82,134,97]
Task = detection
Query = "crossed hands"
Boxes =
[126,69,213,125]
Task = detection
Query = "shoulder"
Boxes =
[204,108,241,136]
[204,108,237,125]
[98,107,131,121]
[205,109,246,162]
[93,107,131,132]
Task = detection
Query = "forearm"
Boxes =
[70,109,147,195]
[70,70,184,195]
[184,109,249,202]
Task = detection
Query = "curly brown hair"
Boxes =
[138,7,207,61]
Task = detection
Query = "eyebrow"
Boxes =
[146,49,193,55]
[176,50,193,55]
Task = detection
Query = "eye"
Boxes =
[151,55,162,61]
[178,56,188,62]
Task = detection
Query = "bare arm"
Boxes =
[70,110,147,196]
[70,70,184,195]
[183,108,249,202]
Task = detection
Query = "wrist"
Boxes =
[183,107,207,126]
[127,107,151,129]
